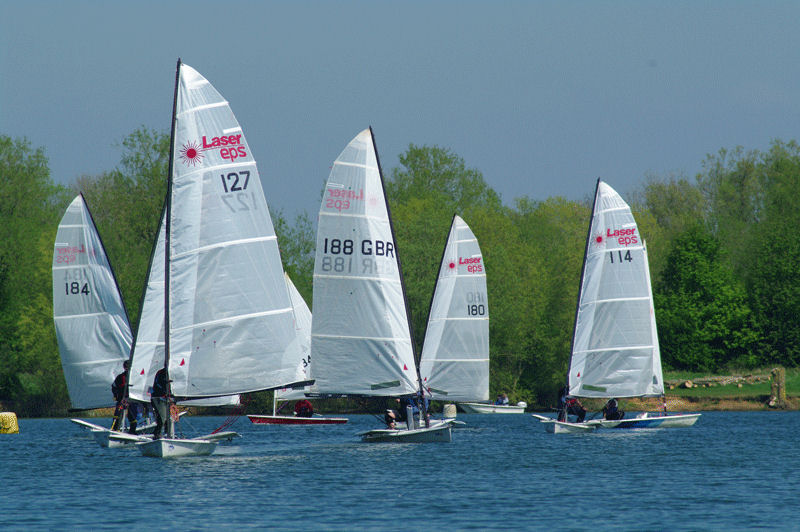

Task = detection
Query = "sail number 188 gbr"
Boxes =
[321,238,395,274]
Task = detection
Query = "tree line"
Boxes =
[2,129,799,415]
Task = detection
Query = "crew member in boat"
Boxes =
[557,385,586,423]
[495,393,509,405]
[151,367,169,439]
[384,409,397,429]
[602,398,624,420]
[294,399,314,418]
[111,360,138,433]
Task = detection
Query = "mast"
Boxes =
[162,58,182,437]
[369,127,424,400]
[566,177,601,396]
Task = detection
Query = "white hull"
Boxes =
[593,413,701,429]
[359,424,452,443]
[459,402,526,414]
[138,438,217,458]
[72,418,155,448]
[97,430,151,448]
[532,414,597,434]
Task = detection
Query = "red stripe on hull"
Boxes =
[247,415,348,425]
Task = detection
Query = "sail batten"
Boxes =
[569,180,664,399]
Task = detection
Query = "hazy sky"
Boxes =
[3,1,799,218]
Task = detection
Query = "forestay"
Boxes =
[569,180,664,398]
[310,128,418,396]
[165,63,301,399]
[53,194,132,410]
[419,215,489,401]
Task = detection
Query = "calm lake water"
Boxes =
[1,411,797,531]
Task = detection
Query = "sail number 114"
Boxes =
[609,250,633,263]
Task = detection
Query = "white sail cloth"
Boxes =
[127,207,238,406]
[419,215,489,401]
[310,129,418,396]
[53,194,132,410]
[163,63,302,399]
[275,274,313,401]
[568,180,664,398]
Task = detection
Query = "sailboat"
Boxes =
[53,194,156,447]
[418,215,515,419]
[535,179,700,434]
[247,274,348,425]
[136,60,311,457]
[309,128,451,443]
[101,201,240,448]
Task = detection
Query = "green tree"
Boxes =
[75,127,169,327]
[0,136,68,408]
[655,224,759,371]
[745,140,800,366]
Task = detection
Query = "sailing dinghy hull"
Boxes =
[359,424,452,443]
[459,402,526,414]
[594,413,701,429]
[138,438,217,458]
[247,415,348,425]
[71,418,156,448]
[532,414,598,434]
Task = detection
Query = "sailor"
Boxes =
[603,398,624,420]
[384,409,397,429]
[151,367,169,439]
[111,360,131,432]
[294,399,314,418]
[557,385,586,423]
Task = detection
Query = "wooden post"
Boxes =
[769,367,786,408]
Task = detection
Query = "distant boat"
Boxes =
[53,194,157,446]
[137,60,310,457]
[246,274,348,425]
[536,179,700,434]
[309,128,451,443]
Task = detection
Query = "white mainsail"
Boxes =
[310,128,418,396]
[164,62,302,399]
[53,194,132,410]
[568,180,664,398]
[127,205,238,406]
[275,274,313,401]
[419,215,489,401]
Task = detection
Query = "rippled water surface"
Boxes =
[2,411,797,530]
